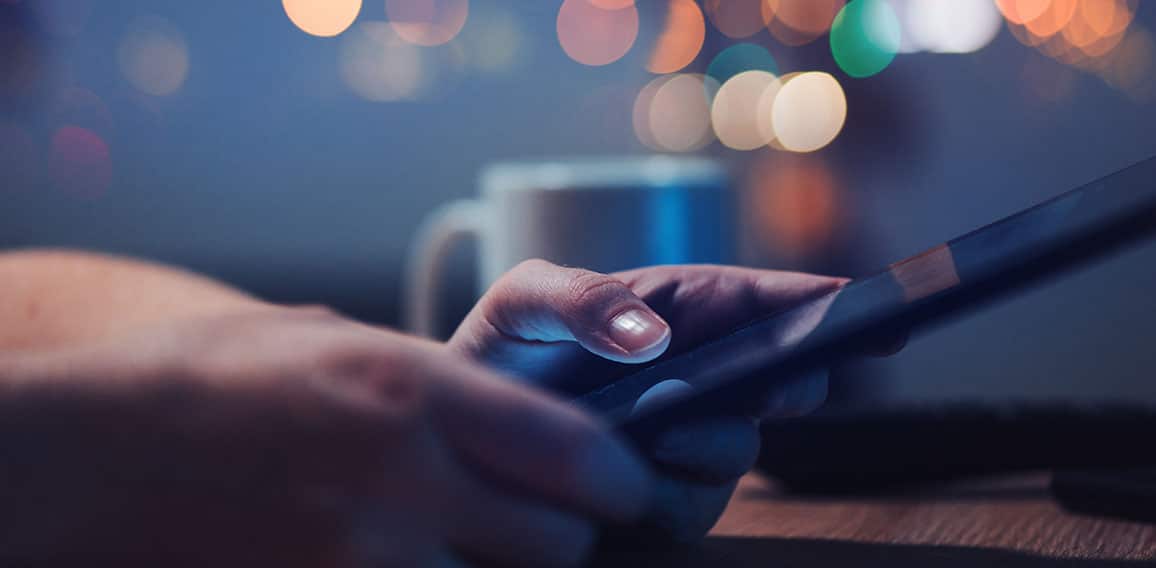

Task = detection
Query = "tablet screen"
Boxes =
[576,156,1156,432]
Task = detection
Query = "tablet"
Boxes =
[575,156,1156,444]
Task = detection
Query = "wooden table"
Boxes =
[601,473,1156,566]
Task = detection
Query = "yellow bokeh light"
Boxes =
[771,71,847,153]
[339,21,427,101]
[648,73,717,153]
[557,0,639,67]
[647,0,706,74]
[117,16,189,97]
[711,70,780,151]
[283,0,362,37]
[704,0,771,39]
[633,75,675,150]
[387,0,469,46]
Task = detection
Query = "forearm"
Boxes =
[0,249,271,350]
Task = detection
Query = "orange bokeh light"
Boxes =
[704,0,771,39]
[647,0,705,74]
[386,0,469,46]
[995,0,1051,25]
[748,155,842,259]
[283,0,362,37]
[589,0,635,8]
[1024,0,1077,38]
[557,0,639,66]
[765,0,844,46]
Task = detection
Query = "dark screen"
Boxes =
[577,156,1156,433]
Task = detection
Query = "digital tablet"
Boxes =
[574,155,1156,444]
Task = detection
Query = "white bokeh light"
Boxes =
[117,16,189,97]
[339,22,427,102]
[771,72,847,153]
[901,0,1003,54]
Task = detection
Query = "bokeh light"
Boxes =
[996,0,1051,25]
[283,0,361,37]
[459,8,525,73]
[711,70,780,151]
[765,0,845,46]
[589,0,635,8]
[387,0,469,46]
[1103,27,1156,101]
[647,0,706,74]
[49,126,112,197]
[830,0,901,78]
[633,75,674,150]
[748,155,842,259]
[771,72,847,153]
[902,0,1002,53]
[557,0,639,67]
[706,43,779,87]
[704,0,771,39]
[648,74,717,152]
[118,16,190,97]
[1024,0,1077,38]
[340,21,427,101]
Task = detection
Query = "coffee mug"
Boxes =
[403,156,735,337]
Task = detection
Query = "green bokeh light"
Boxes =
[706,43,779,86]
[830,0,901,79]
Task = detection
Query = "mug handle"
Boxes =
[403,199,484,337]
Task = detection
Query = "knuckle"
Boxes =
[510,257,555,275]
[566,270,627,313]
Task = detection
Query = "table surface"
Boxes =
[602,472,1156,567]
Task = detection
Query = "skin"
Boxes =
[0,250,900,566]
[449,259,875,540]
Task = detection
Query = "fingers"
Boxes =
[459,259,672,364]
[650,417,761,483]
[411,345,653,523]
[445,468,596,568]
[646,478,738,543]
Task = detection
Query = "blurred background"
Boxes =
[2,0,1155,405]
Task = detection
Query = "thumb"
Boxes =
[456,259,672,364]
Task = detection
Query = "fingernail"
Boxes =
[608,309,670,356]
[576,433,654,521]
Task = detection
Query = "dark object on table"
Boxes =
[757,402,1156,493]
[1053,467,1156,524]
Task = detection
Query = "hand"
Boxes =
[0,307,652,567]
[449,260,903,540]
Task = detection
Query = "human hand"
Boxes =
[0,307,652,567]
[449,260,903,539]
